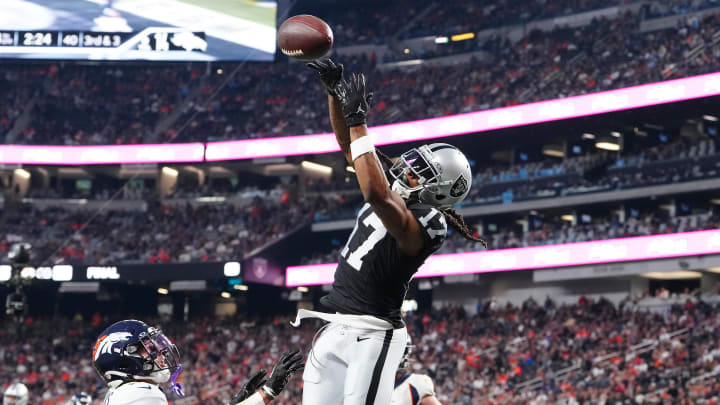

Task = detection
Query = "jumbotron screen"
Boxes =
[0,0,277,61]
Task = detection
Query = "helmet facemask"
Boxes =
[390,144,471,210]
[131,328,184,395]
[389,145,448,200]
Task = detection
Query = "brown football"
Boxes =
[277,15,333,60]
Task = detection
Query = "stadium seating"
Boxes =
[2,10,720,145]
[1,187,350,265]
[2,133,715,266]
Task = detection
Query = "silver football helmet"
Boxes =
[3,383,28,405]
[389,143,472,209]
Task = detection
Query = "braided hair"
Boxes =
[375,150,488,248]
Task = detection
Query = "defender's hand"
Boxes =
[337,73,374,128]
[307,59,344,96]
[263,349,304,398]
[230,370,267,404]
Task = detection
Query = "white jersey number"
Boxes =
[341,205,387,271]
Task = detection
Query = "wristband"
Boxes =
[350,136,375,161]
[262,386,278,399]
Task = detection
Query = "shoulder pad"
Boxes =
[408,374,435,399]
[106,383,167,405]
[409,204,447,248]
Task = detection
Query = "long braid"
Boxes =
[443,208,488,248]
[376,148,487,248]
[375,149,395,169]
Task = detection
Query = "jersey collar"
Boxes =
[395,373,412,388]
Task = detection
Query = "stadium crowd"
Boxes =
[1,8,719,145]
[2,293,720,405]
[0,187,350,265]
[315,137,719,222]
[297,0,631,43]
[300,210,718,265]
[3,134,718,266]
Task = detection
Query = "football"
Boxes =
[277,15,333,60]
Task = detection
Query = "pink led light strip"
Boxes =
[0,143,205,165]
[207,72,720,161]
[2,73,719,165]
[285,229,720,286]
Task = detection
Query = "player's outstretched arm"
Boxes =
[230,349,304,405]
[307,59,352,164]
[337,73,425,256]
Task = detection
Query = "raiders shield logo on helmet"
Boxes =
[450,175,468,197]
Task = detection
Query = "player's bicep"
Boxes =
[371,192,425,256]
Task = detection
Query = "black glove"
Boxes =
[263,349,304,398]
[307,59,344,96]
[230,370,267,404]
[336,73,374,128]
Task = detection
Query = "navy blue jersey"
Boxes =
[320,200,447,328]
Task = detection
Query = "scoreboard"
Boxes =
[4,31,125,48]
[0,28,211,61]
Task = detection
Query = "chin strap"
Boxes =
[169,364,184,397]
[391,180,412,199]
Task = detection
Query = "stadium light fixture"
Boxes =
[196,196,226,203]
[707,267,720,273]
[595,139,620,151]
[161,166,178,177]
[217,68,223,75]
[435,36,449,44]
[633,127,648,137]
[346,166,356,173]
[301,161,332,175]
[582,133,596,140]
[703,115,718,121]
[0,265,11,282]
[233,284,249,291]
[403,48,410,54]
[14,168,30,179]
[610,131,621,138]
[224,261,241,277]
[561,214,574,222]
[220,292,231,299]
[297,286,309,293]
[451,32,475,42]
[157,288,169,295]
[642,271,701,279]
[542,145,564,157]
[710,199,720,205]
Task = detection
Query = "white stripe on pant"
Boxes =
[302,323,408,405]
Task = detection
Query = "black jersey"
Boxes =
[320,200,447,328]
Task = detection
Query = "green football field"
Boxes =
[176,0,276,28]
